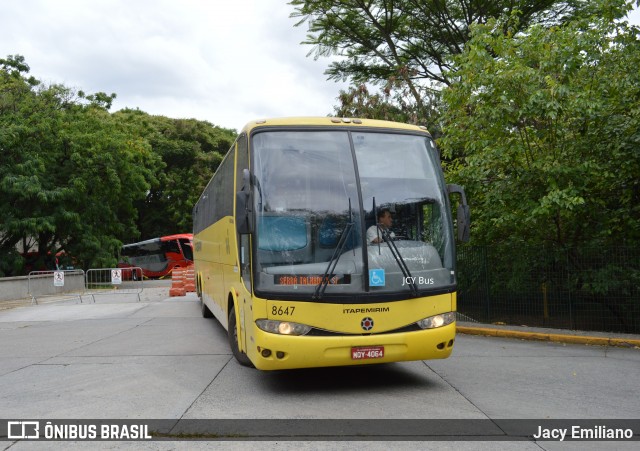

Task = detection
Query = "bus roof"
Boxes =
[240,117,432,136]
[121,233,193,249]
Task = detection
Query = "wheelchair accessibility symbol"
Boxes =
[369,269,385,287]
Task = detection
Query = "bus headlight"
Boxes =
[416,312,456,330]
[256,319,312,336]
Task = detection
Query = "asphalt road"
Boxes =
[0,286,638,450]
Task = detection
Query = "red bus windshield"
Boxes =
[118,233,193,279]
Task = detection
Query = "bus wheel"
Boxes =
[201,299,213,318]
[228,307,254,368]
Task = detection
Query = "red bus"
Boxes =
[118,234,193,279]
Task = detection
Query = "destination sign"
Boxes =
[274,274,351,285]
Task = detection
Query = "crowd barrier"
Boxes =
[85,267,144,302]
[27,267,144,304]
[28,270,85,304]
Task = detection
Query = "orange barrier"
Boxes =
[184,265,196,293]
[169,267,186,297]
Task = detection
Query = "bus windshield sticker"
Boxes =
[369,269,385,286]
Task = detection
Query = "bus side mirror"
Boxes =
[236,169,253,234]
[457,204,470,243]
[447,184,470,243]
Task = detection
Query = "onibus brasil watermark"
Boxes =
[6,421,152,440]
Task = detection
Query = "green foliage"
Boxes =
[0,58,163,272]
[291,0,589,123]
[440,0,640,252]
[112,110,235,240]
[291,0,584,86]
[59,106,162,267]
[332,80,444,134]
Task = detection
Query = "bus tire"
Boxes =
[196,274,202,298]
[201,299,213,318]
[228,307,254,368]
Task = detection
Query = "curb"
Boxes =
[457,326,640,348]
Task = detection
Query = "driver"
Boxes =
[367,208,395,244]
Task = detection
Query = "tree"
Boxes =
[439,0,640,250]
[0,55,240,275]
[332,80,444,135]
[57,105,162,268]
[440,1,640,329]
[0,56,162,274]
[113,110,236,241]
[290,0,587,122]
[0,55,42,274]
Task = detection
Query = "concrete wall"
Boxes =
[0,276,31,301]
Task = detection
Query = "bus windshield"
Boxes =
[251,130,454,300]
[118,233,193,279]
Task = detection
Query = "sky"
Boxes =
[1,1,639,132]
[0,0,349,131]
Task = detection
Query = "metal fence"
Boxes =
[28,270,86,304]
[85,267,144,302]
[456,245,640,334]
[27,268,145,304]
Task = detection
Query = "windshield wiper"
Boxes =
[382,229,418,296]
[379,226,418,297]
[371,199,417,295]
[314,200,354,300]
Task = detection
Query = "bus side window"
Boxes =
[163,240,181,259]
[179,238,193,261]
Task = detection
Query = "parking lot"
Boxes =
[0,282,638,449]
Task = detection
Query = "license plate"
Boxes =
[351,346,384,360]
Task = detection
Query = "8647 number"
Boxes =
[271,305,295,316]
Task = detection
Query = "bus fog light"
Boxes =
[417,312,456,330]
[256,319,312,336]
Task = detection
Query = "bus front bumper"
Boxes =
[247,322,456,371]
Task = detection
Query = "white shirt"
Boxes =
[366,224,395,243]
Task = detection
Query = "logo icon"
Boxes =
[7,421,40,439]
[369,269,385,286]
[361,317,374,331]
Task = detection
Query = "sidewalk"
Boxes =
[457,321,640,348]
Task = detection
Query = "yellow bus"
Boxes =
[193,117,469,370]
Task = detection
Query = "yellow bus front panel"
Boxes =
[247,322,455,371]
[244,293,456,370]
